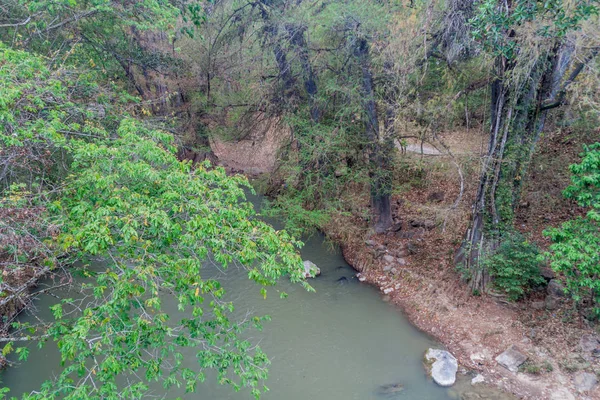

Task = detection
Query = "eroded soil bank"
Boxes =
[323,202,600,400]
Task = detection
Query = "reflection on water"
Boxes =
[1,193,451,399]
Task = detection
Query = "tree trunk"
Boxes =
[287,24,320,123]
[354,37,393,233]
[457,41,592,293]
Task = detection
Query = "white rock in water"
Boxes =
[302,260,321,278]
[471,374,485,385]
[383,287,394,294]
[425,349,458,387]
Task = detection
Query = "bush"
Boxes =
[544,142,600,314]
[483,233,545,301]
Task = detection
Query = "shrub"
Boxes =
[544,142,600,314]
[483,232,545,301]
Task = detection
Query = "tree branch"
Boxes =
[540,47,599,111]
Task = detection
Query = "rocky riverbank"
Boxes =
[324,220,600,400]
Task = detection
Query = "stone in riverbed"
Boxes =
[574,371,598,393]
[302,260,321,278]
[495,345,527,372]
[377,383,404,396]
[425,348,458,387]
[471,374,485,385]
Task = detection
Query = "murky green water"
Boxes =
[0,194,451,399]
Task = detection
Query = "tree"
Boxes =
[545,143,600,312]
[455,0,600,292]
[353,36,393,232]
[0,44,309,399]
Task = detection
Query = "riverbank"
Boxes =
[214,124,600,399]
[322,191,600,400]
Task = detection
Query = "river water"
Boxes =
[0,193,452,400]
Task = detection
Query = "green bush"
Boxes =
[544,143,600,314]
[483,233,545,301]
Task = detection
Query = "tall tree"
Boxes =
[354,36,393,232]
[455,0,600,292]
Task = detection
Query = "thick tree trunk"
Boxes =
[258,3,295,101]
[354,37,393,233]
[287,24,320,123]
[457,41,593,293]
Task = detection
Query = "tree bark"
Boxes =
[287,24,320,123]
[354,37,393,233]
[457,41,597,293]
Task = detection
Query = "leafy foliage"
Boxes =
[0,44,309,399]
[470,0,599,58]
[545,143,600,310]
[483,232,544,301]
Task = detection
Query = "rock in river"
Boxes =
[302,260,321,278]
[377,382,404,396]
[425,348,458,387]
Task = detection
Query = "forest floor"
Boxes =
[319,127,600,400]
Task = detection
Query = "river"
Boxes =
[0,193,453,399]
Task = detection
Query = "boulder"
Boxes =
[545,295,559,310]
[365,239,377,247]
[389,223,403,232]
[531,301,545,310]
[383,265,392,272]
[410,219,436,230]
[425,349,458,387]
[393,248,409,258]
[407,242,418,255]
[547,279,566,298]
[580,334,600,353]
[427,191,445,203]
[302,260,321,278]
[383,254,396,264]
[579,335,600,361]
[540,267,556,281]
[574,371,598,393]
[495,345,527,372]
